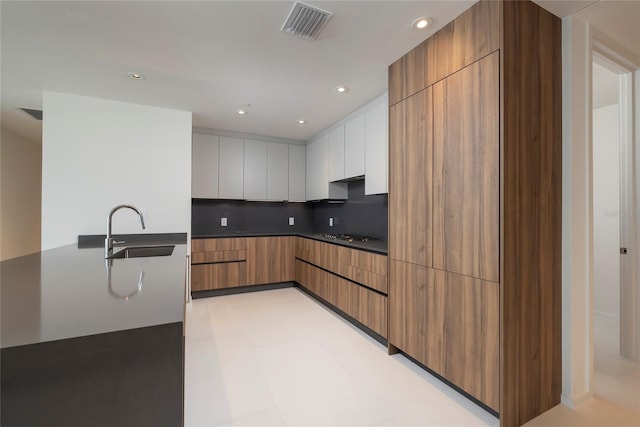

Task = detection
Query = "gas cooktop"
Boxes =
[320,233,380,243]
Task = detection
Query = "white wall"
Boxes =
[42,91,192,250]
[593,103,621,320]
[0,127,42,260]
[562,15,593,407]
[563,12,640,407]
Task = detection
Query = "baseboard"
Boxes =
[191,282,296,298]
[561,391,592,408]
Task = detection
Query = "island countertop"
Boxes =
[0,238,187,349]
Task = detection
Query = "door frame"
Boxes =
[590,29,640,374]
[592,33,639,363]
[562,16,640,408]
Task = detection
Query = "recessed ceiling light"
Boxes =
[127,72,145,80]
[412,17,432,30]
[237,109,247,115]
[335,85,349,93]
[298,119,306,124]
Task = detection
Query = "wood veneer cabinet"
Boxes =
[388,1,561,426]
[191,236,294,291]
[295,237,387,294]
[246,237,294,285]
[295,237,388,338]
[295,259,387,338]
[389,87,432,267]
[433,52,500,282]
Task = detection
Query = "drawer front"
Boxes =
[191,249,246,264]
[192,238,247,253]
[296,237,388,294]
[191,262,246,291]
[295,259,387,338]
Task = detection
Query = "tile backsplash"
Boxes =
[192,181,388,240]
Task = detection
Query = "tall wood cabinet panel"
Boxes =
[432,52,499,283]
[387,1,561,425]
[389,88,432,267]
[426,0,500,88]
[388,40,428,106]
[501,1,563,425]
[435,269,499,411]
[389,260,432,370]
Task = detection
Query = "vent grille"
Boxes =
[281,1,333,40]
[20,108,43,121]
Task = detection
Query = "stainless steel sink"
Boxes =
[107,245,175,259]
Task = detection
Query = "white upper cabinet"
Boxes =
[267,142,289,201]
[192,133,219,199]
[243,139,267,200]
[218,136,244,199]
[288,144,306,202]
[365,98,388,195]
[306,135,347,201]
[191,133,305,201]
[328,125,345,182]
[344,113,366,179]
[305,135,328,201]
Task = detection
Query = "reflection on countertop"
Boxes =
[0,237,187,349]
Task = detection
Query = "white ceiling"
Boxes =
[572,0,640,59]
[1,0,476,144]
[3,1,637,145]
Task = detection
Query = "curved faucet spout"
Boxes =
[105,204,146,258]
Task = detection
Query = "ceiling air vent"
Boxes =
[20,108,43,121]
[281,1,333,40]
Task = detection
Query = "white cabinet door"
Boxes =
[267,142,289,201]
[328,125,345,182]
[305,136,347,201]
[192,133,219,199]
[344,113,365,178]
[365,99,388,195]
[218,136,244,199]
[288,145,306,201]
[306,135,328,200]
[243,139,267,200]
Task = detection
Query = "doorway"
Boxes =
[591,49,639,411]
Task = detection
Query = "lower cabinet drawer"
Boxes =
[191,262,246,291]
[295,260,387,338]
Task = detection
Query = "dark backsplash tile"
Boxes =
[191,200,314,235]
[192,181,388,240]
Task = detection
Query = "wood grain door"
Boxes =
[247,236,295,285]
[433,52,499,283]
[434,269,499,411]
[389,87,433,267]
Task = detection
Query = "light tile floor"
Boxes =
[185,288,639,427]
[592,315,640,412]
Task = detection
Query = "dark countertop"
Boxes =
[192,232,388,255]
[0,238,187,349]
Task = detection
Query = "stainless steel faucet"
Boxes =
[105,204,146,258]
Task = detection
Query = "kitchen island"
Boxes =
[0,235,187,427]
